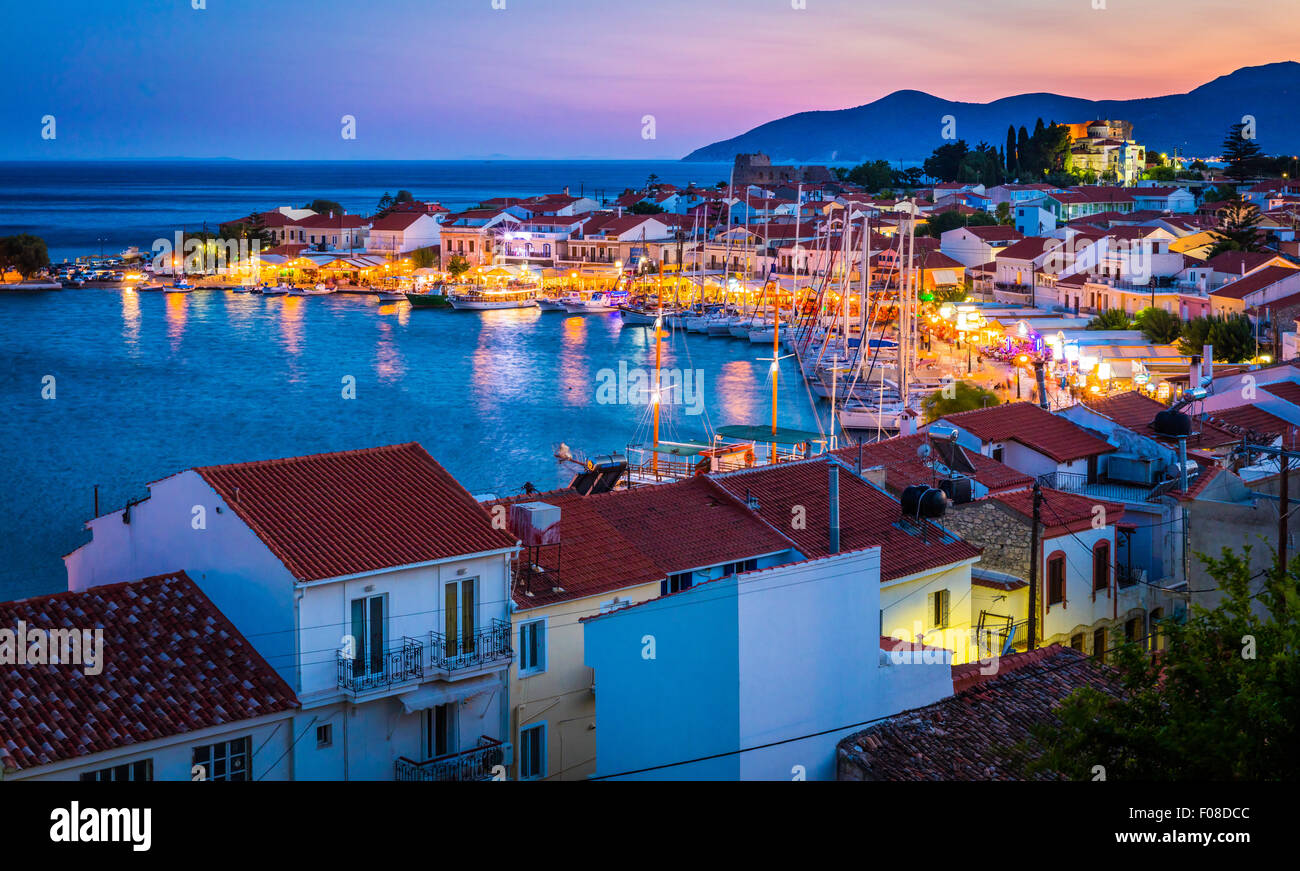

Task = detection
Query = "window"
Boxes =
[350,594,386,677]
[1070,633,1084,651]
[1093,628,1107,661]
[192,737,251,782]
[445,578,477,657]
[662,572,692,596]
[1093,541,1110,593]
[1047,553,1066,606]
[316,725,332,748]
[519,723,546,780]
[928,588,950,629]
[81,759,153,782]
[1124,617,1141,644]
[722,559,758,577]
[519,619,546,674]
[991,445,1004,462]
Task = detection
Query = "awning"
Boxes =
[931,269,959,286]
[715,424,826,445]
[397,674,500,714]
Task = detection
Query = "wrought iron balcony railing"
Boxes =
[395,737,509,782]
[430,618,514,673]
[337,636,424,693]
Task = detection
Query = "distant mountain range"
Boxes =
[684,62,1300,165]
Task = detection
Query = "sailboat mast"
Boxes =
[652,260,664,476]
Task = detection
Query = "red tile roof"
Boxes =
[490,489,664,610]
[995,487,1124,537]
[995,236,1062,262]
[837,645,1124,780]
[1083,390,1239,449]
[195,443,516,582]
[369,211,431,231]
[939,402,1116,463]
[0,572,297,772]
[1206,404,1295,440]
[711,458,981,582]
[831,433,1032,495]
[586,476,794,575]
[1209,264,1300,301]
[1204,250,1287,276]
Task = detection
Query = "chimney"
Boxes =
[1202,344,1214,387]
[563,186,570,197]
[1189,354,1202,392]
[896,408,918,436]
[1033,361,1050,410]
[828,462,841,555]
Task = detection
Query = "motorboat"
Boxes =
[563,290,620,313]
[448,285,538,310]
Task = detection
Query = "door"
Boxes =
[350,594,386,677]
[445,579,477,658]
[422,704,454,760]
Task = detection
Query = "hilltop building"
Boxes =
[733,153,833,188]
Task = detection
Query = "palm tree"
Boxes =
[1086,309,1132,331]
[1134,306,1182,344]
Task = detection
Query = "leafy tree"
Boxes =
[0,234,50,278]
[1134,306,1183,344]
[923,140,969,183]
[394,190,415,203]
[303,199,343,216]
[922,380,1000,422]
[844,159,895,193]
[1143,166,1177,182]
[376,192,394,212]
[995,202,1013,225]
[1178,314,1257,362]
[957,142,1005,187]
[630,200,666,215]
[411,245,438,269]
[1026,546,1300,780]
[646,173,660,189]
[1189,159,1209,171]
[446,254,470,277]
[1086,309,1132,331]
[1207,196,1264,257]
[1222,121,1265,182]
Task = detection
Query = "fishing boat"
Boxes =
[405,288,452,308]
[536,296,569,311]
[562,289,620,313]
[448,285,538,310]
[371,288,407,301]
[617,304,659,325]
[259,284,289,296]
[289,283,334,296]
[165,279,195,293]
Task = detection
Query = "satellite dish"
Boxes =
[917,443,931,460]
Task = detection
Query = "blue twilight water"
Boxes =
[0,160,733,262]
[0,289,824,600]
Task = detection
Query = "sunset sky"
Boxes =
[4,0,1298,160]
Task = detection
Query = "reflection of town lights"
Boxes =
[1017,354,1029,364]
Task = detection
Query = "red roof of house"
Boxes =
[963,226,1025,242]
[939,402,1116,463]
[195,443,516,582]
[368,211,430,232]
[1206,404,1294,440]
[995,236,1062,262]
[1049,189,1135,205]
[0,572,297,772]
[586,476,794,575]
[1083,390,1238,449]
[838,645,1124,780]
[1204,250,1286,276]
[491,489,664,609]
[994,487,1124,537]
[831,433,1032,495]
[710,458,981,582]
[297,213,367,229]
[1209,264,1300,301]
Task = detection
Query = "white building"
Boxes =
[366,211,444,254]
[64,443,519,781]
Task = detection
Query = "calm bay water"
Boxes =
[0,289,822,600]
[0,159,732,262]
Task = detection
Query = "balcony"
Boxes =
[1036,471,1163,503]
[430,618,513,675]
[337,636,424,694]
[395,737,510,782]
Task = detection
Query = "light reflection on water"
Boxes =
[0,289,821,599]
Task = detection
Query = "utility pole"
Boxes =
[1280,451,1290,571]
[1027,482,1042,651]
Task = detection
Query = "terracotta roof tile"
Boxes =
[837,645,1124,780]
[831,433,1032,495]
[1083,391,1239,449]
[196,443,516,582]
[939,402,1117,463]
[711,458,981,582]
[0,572,297,772]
